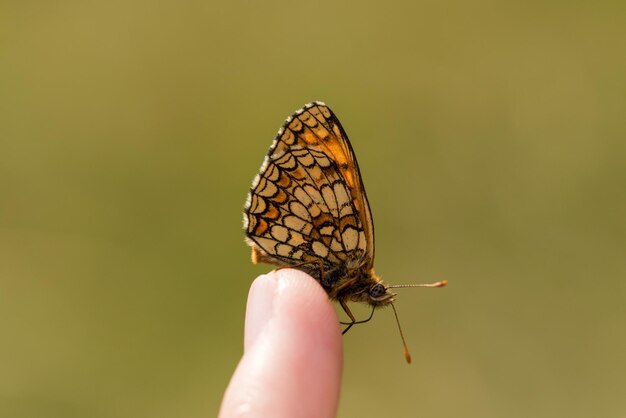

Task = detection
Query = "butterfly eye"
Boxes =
[369,283,386,298]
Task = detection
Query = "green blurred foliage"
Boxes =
[1,1,625,417]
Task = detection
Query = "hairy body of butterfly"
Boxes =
[243,102,446,362]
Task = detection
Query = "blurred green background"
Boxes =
[1,1,625,417]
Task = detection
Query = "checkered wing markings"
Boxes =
[292,103,375,265]
[245,103,371,269]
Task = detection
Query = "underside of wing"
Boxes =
[243,102,375,277]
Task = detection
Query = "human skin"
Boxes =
[219,269,343,418]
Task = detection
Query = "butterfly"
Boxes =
[243,101,446,363]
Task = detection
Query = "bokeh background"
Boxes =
[2,1,625,417]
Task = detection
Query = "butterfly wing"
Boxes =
[243,102,376,279]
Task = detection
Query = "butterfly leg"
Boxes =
[340,300,357,335]
[340,303,376,335]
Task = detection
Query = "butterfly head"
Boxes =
[367,282,396,306]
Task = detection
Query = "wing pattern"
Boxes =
[244,102,373,279]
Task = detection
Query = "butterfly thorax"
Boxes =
[326,266,396,308]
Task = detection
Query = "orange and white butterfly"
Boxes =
[243,101,446,363]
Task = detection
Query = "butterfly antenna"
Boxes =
[390,303,412,364]
[387,280,447,364]
[387,279,448,289]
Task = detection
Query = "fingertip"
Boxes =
[220,269,343,418]
[273,268,342,336]
[245,269,341,350]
